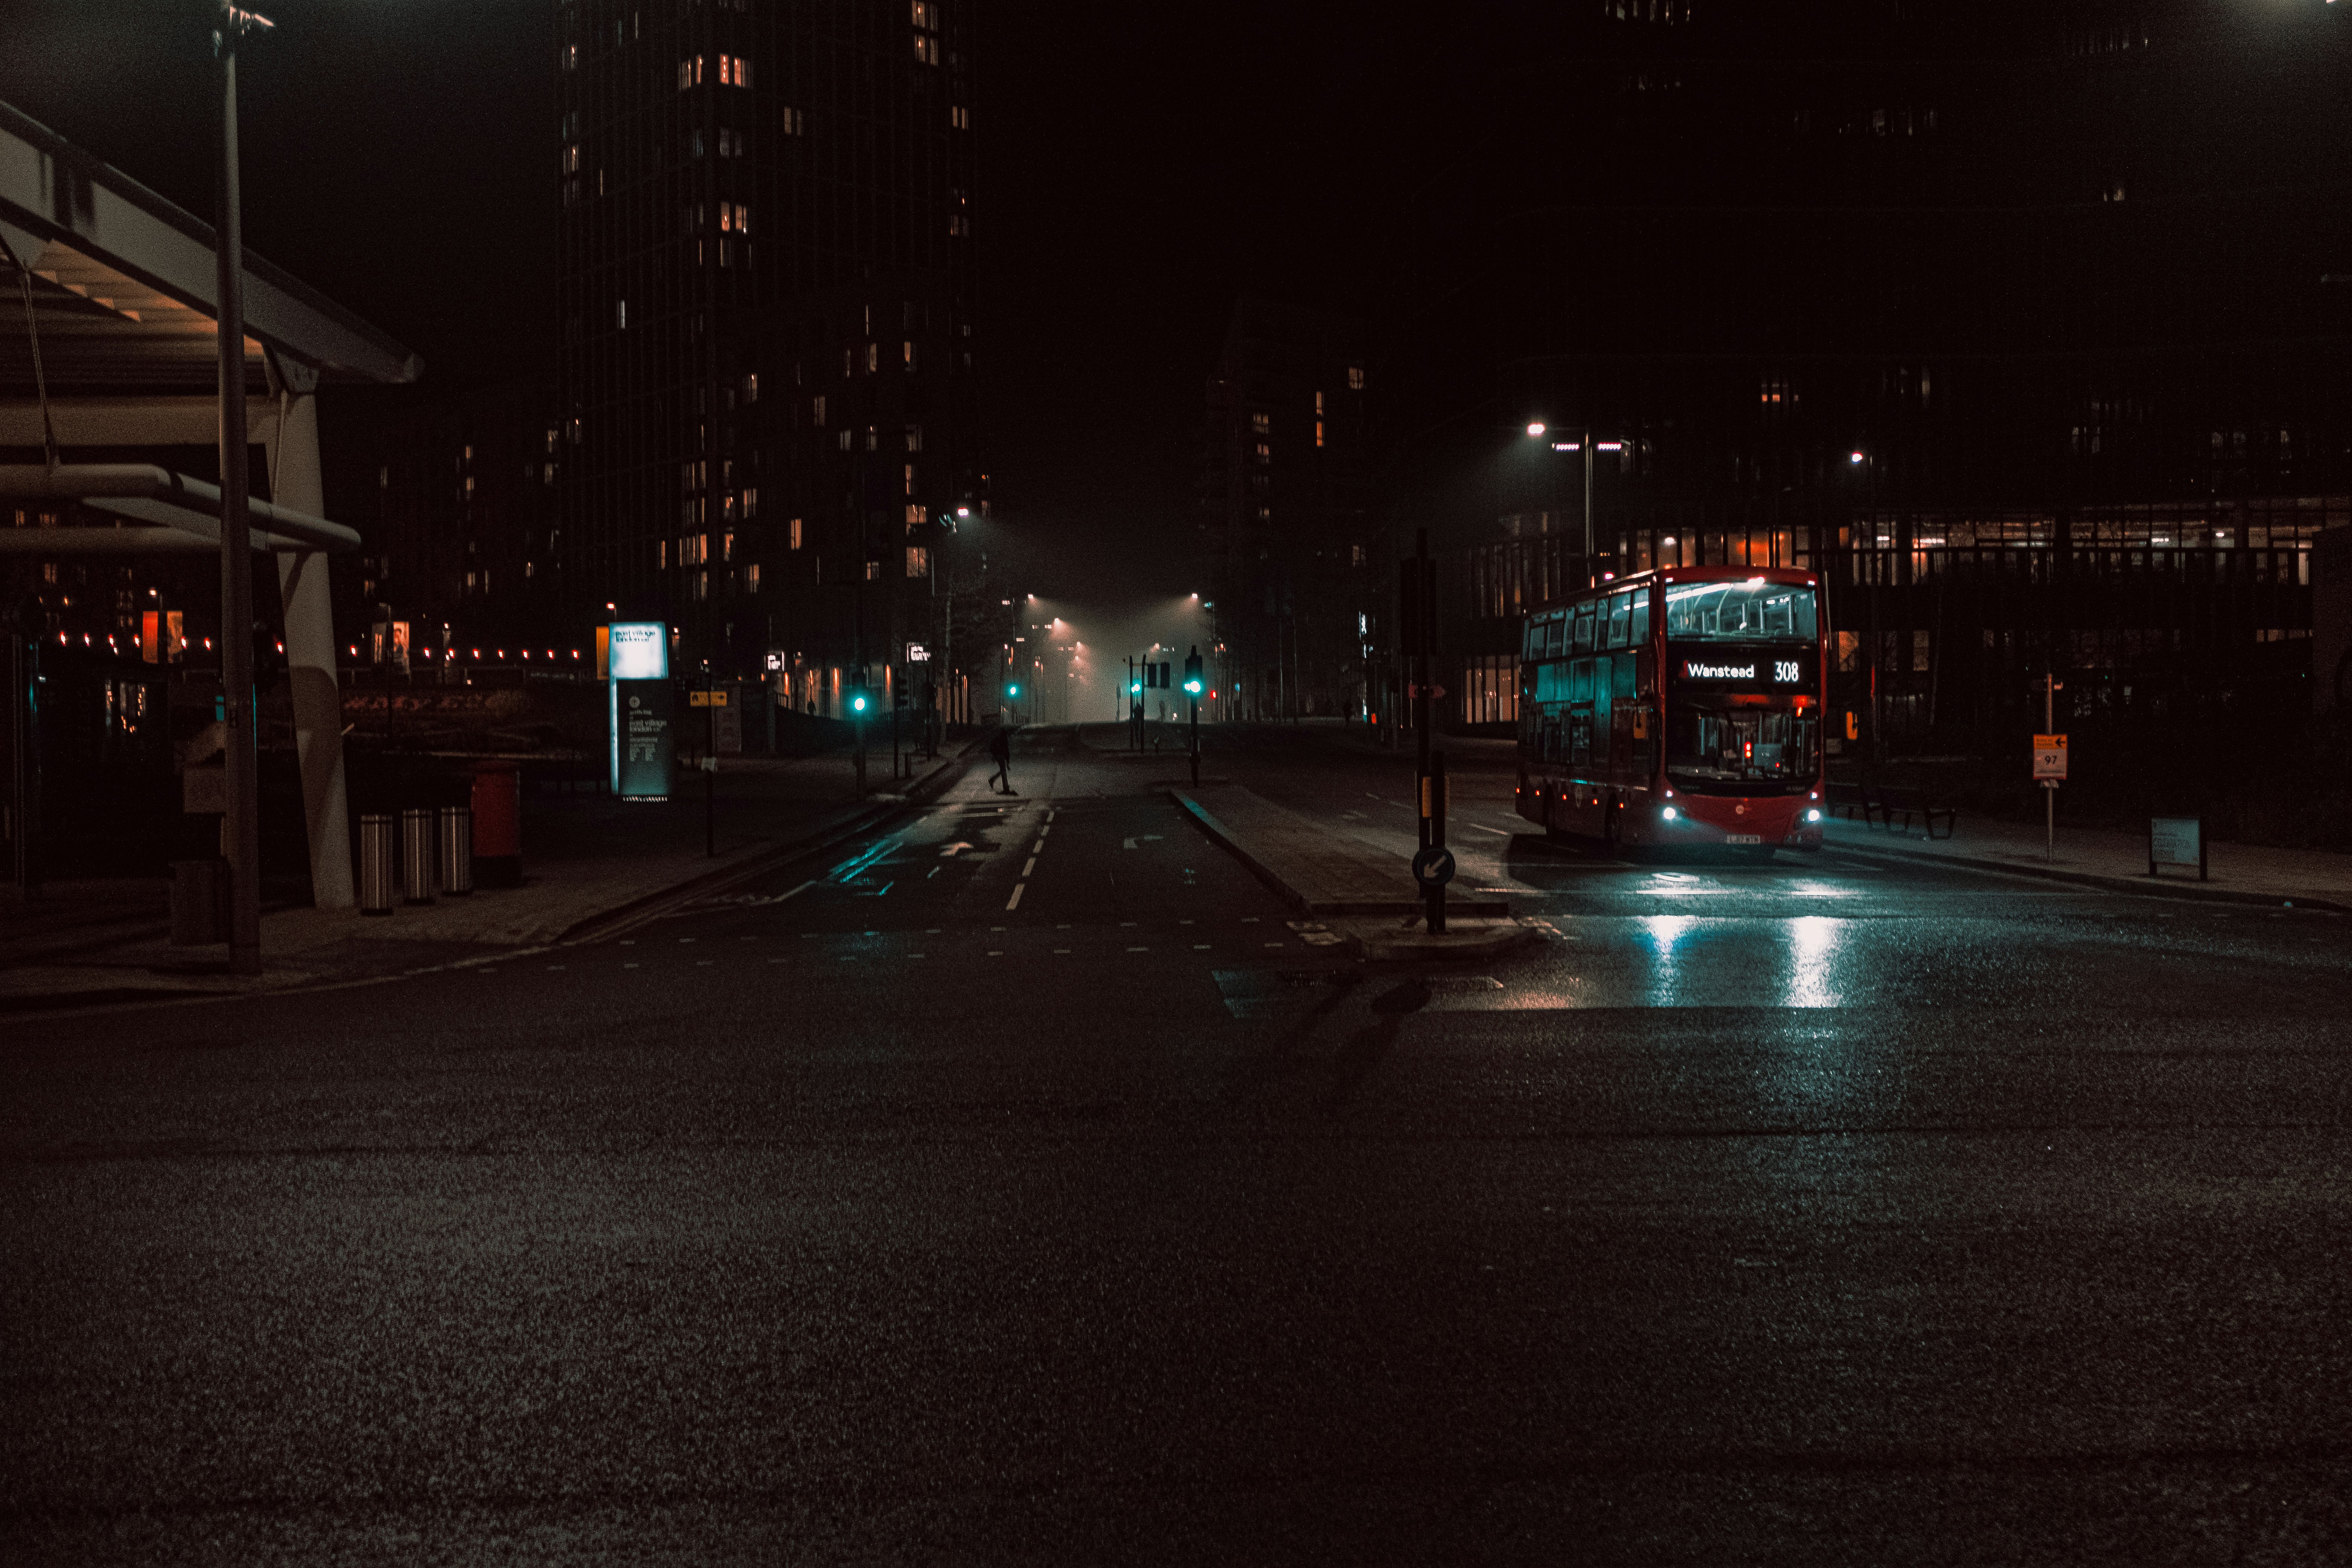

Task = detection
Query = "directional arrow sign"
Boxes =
[1411,845,1457,887]
[938,842,975,858]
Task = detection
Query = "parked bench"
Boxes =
[1870,784,1957,839]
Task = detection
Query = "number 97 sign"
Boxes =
[2033,734,2068,782]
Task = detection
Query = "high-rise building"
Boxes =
[1377,2,2352,746]
[554,0,980,708]
[1201,298,1372,720]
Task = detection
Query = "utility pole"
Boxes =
[703,663,717,857]
[216,4,272,976]
[1184,646,1203,788]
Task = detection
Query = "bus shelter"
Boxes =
[0,99,420,907]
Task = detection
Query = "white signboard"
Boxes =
[609,621,669,680]
[905,642,932,663]
[2150,816,2203,877]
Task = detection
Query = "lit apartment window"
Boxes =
[743,372,759,402]
[616,299,627,329]
[951,105,971,130]
[813,394,827,426]
[1315,390,1325,416]
[782,107,805,135]
[718,54,752,87]
[563,144,580,173]
[914,35,939,64]
[1351,544,1366,567]
[912,1,937,27]
[838,430,854,451]
[678,56,702,89]
[864,561,882,581]
[565,44,579,71]
[789,517,804,550]
[744,563,761,592]
[906,546,931,579]
[1251,412,1270,433]
[903,340,917,371]
[1255,442,1271,461]
[906,503,928,527]
[905,426,923,452]
[743,487,758,517]
[544,429,559,455]
[865,343,881,373]
[865,428,880,451]
[1347,366,1364,389]
[904,464,920,496]
[1316,422,1325,447]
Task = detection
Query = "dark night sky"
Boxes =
[0,2,1490,605]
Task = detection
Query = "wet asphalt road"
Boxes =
[3,727,2349,1564]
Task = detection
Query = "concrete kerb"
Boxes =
[1166,787,1517,958]
[560,740,985,943]
[1822,835,2350,914]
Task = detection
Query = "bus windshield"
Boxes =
[1662,580,1816,643]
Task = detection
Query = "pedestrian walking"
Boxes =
[988,724,1015,794]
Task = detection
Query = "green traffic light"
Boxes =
[851,694,868,712]
[1008,684,1020,697]
[1184,680,1203,695]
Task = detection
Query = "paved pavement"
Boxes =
[3,723,2348,1563]
[0,743,975,1012]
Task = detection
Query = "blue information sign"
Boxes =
[608,622,674,799]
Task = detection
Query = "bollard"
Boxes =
[472,761,522,888]
[438,803,473,896]
[168,858,228,945]
[401,807,436,905]
[358,813,395,915]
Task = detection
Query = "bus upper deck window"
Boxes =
[1572,605,1597,653]
[1606,592,1632,649]
[1629,591,1651,646]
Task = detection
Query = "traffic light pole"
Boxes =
[1409,528,1446,935]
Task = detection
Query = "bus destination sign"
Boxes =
[1675,648,1816,691]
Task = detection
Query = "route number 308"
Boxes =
[1773,660,1801,683]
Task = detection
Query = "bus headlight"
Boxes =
[1661,805,1678,822]
[1806,808,1822,823]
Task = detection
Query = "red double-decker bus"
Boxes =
[1514,567,1828,856]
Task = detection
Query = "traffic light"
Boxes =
[849,688,870,714]
[1007,683,1020,698]
[1183,647,1203,696]
[1129,679,1142,695]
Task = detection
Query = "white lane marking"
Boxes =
[1054,948,1072,954]
[769,957,788,963]
[1263,942,1284,948]
[926,928,942,934]
[1005,884,1025,911]
[547,965,565,971]
[1365,792,1381,800]
[1022,857,1038,877]
[1032,839,1046,854]
[1179,919,1194,925]
[1468,824,1511,836]
[1240,917,1259,924]
[697,960,715,966]
[1193,944,1211,950]
[679,937,696,944]
[988,949,1004,956]
[1126,946,1148,952]
[619,940,635,946]
[624,962,640,969]
[910,953,926,959]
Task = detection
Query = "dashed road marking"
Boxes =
[1053,948,1072,954]
[1022,858,1037,877]
[1005,884,1025,911]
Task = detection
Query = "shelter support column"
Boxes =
[269,389,354,910]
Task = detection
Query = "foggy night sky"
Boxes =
[0,2,1497,608]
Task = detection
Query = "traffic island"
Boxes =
[1169,784,1512,960]
[1336,914,1536,963]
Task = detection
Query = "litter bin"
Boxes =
[438,804,473,896]
[358,813,395,915]
[168,857,228,945]
[472,761,521,888]
[401,806,436,905]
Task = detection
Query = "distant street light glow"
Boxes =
[1526,422,1546,437]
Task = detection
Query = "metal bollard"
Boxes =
[401,807,436,905]
[438,804,473,896]
[358,814,395,915]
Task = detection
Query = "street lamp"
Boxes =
[216,2,275,976]
[1530,421,1599,587]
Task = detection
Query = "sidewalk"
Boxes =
[0,741,979,1014]
[1821,811,2352,912]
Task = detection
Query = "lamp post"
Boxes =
[217,4,273,975]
